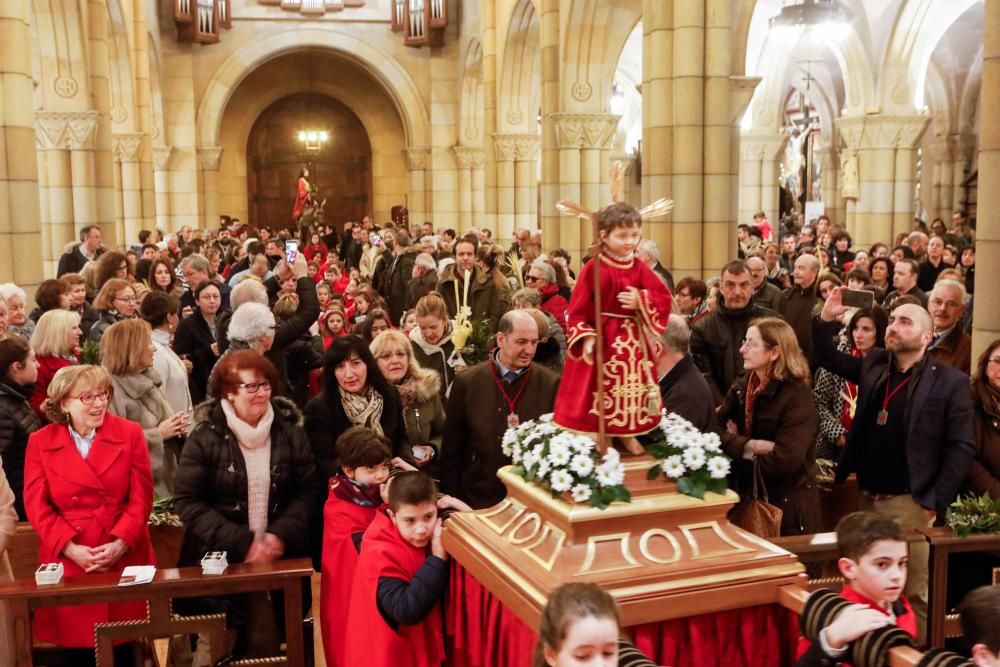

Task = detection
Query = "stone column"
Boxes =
[197,146,223,230]
[453,146,485,229]
[493,136,516,240]
[700,0,733,274]
[0,0,43,287]
[930,137,955,222]
[738,134,787,231]
[404,147,432,224]
[816,146,839,226]
[505,134,541,232]
[113,133,143,245]
[86,0,116,245]
[481,0,499,235]
[642,0,673,262]
[952,133,976,213]
[972,0,1000,357]
[152,146,173,233]
[539,0,561,249]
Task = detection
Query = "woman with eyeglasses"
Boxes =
[174,350,320,665]
[172,280,224,404]
[29,310,83,420]
[87,278,138,343]
[23,364,155,664]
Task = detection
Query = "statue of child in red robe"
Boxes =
[552,202,672,454]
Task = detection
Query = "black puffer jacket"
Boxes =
[174,396,321,569]
[0,378,40,519]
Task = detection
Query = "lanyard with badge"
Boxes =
[489,358,532,428]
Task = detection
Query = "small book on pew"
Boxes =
[118,566,156,586]
[35,563,63,586]
[201,551,228,575]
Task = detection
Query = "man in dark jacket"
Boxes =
[813,289,975,641]
[654,314,716,432]
[407,253,438,309]
[927,279,971,375]
[747,256,782,312]
[441,311,558,508]
[691,260,775,405]
[778,253,822,357]
[637,239,675,292]
[57,225,105,277]
[438,237,508,332]
[884,258,928,309]
[383,230,418,324]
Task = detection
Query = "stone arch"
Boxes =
[104,0,138,131]
[498,0,540,133]
[197,27,430,149]
[958,47,982,136]
[459,38,484,145]
[561,0,641,112]
[29,0,92,109]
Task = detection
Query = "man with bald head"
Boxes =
[441,310,559,508]
[813,289,974,642]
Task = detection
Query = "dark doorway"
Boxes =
[246,92,372,232]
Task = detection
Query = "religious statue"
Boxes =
[841,154,859,199]
[292,167,315,222]
[553,186,674,455]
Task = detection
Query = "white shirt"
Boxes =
[68,425,96,460]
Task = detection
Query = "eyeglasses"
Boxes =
[676,291,691,298]
[237,381,272,394]
[525,275,542,282]
[114,295,136,304]
[988,358,1000,367]
[70,390,111,405]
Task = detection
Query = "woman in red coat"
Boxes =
[23,364,155,661]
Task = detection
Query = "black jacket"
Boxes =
[172,310,219,404]
[658,354,716,433]
[0,379,40,519]
[384,249,419,324]
[284,333,324,407]
[265,275,321,389]
[179,280,232,314]
[86,310,130,343]
[690,298,776,405]
[811,317,975,515]
[651,261,675,292]
[56,244,105,277]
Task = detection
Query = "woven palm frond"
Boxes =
[555,200,594,220]
[638,198,675,219]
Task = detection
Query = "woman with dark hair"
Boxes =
[140,291,192,426]
[869,256,894,292]
[0,336,40,518]
[172,280,224,404]
[352,307,392,344]
[812,307,888,460]
[174,350,319,665]
[868,242,889,259]
[148,258,183,298]
[28,279,70,323]
[968,340,1000,499]
[830,231,856,270]
[304,335,406,483]
[87,278,138,343]
[673,277,710,325]
[93,250,131,292]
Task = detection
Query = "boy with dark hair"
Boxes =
[319,427,392,667]
[796,512,916,665]
[959,586,1000,666]
[344,471,469,667]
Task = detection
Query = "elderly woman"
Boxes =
[718,317,820,537]
[29,310,82,419]
[174,351,319,664]
[28,279,70,323]
[87,278,138,343]
[0,336,40,519]
[968,341,1000,498]
[101,319,187,499]
[304,335,406,483]
[0,283,34,340]
[370,330,444,468]
[172,280,223,404]
[409,292,463,402]
[227,302,277,355]
[23,365,155,661]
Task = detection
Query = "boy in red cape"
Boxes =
[319,426,393,667]
[344,471,469,667]
[796,512,917,666]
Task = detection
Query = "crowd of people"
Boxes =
[0,204,995,666]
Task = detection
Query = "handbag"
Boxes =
[729,459,783,538]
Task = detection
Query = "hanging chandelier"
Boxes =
[769,0,848,29]
[297,130,329,152]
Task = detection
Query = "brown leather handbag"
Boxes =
[729,460,783,538]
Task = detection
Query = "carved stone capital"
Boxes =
[403,146,432,171]
[35,110,100,150]
[550,113,619,150]
[493,134,540,162]
[452,146,485,169]
[152,145,174,171]
[197,146,224,171]
[836,115,929,151]
[739,133,788,162]
[112,133,143,162]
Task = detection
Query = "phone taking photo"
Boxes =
[841,288,874,310]
[285,240,298,265]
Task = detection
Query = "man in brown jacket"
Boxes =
[438,236,508,332]
[441,310,559,508]
[927,279,972,375]
[779,253,822,358]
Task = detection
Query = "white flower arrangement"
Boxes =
[501,414,630,510]
[646,412,733,499]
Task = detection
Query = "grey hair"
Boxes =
[530,260,556,284]
[414,252,436,270]
[930,278,968,304]
[639,239,661,263]
[0,283,26,305]
[227,302,275,345]
[660,314,691,355]
[512,287,542,307]
[230,279,268,309]
[797,253,820,271]
[180,254,210,273]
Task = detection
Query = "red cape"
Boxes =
[319,480,379,667]
[344,510,445,667]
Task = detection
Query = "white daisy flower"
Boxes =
[550,469,574,492]
[571,484,592,502]
[540,413,554,422]
[536,458,552,479]
[569,454,594,477]
[707,456,731,479]
[682,447,706,470]
[663,455,685,479]
[548,442,572,466]
[595,467,616,486]
[701,432,723,453]
[522,451,539,472]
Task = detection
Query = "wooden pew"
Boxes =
[0,558,313,667]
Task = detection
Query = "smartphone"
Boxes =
[285,240,298,265]
[841,288,874,310]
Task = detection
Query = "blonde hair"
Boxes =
[273,293,299,320]
[42,365,112,425]
[93,278,133,311]
[370,329,439,387]
[100,319,152,376]
[31,310,81,357]
[751,317,811,384]
[414,291,448,321]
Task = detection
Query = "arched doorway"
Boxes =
[246,92,373,231]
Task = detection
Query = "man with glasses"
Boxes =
[57,225,106,277]
[525,260,568,326]
[927,279,971,374]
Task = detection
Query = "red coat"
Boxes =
[538,282,569,327]
[320,480,379,667]
[23,413,156,648]
[344,511,444,667]
[293,176,311,221]
[29,355,74,420]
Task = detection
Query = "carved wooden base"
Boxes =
[442,456,806,628]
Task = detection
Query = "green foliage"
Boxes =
[945,493,1000,537]
[79,339,101,365]
[458,317,495,365]
[148,497,183,527]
